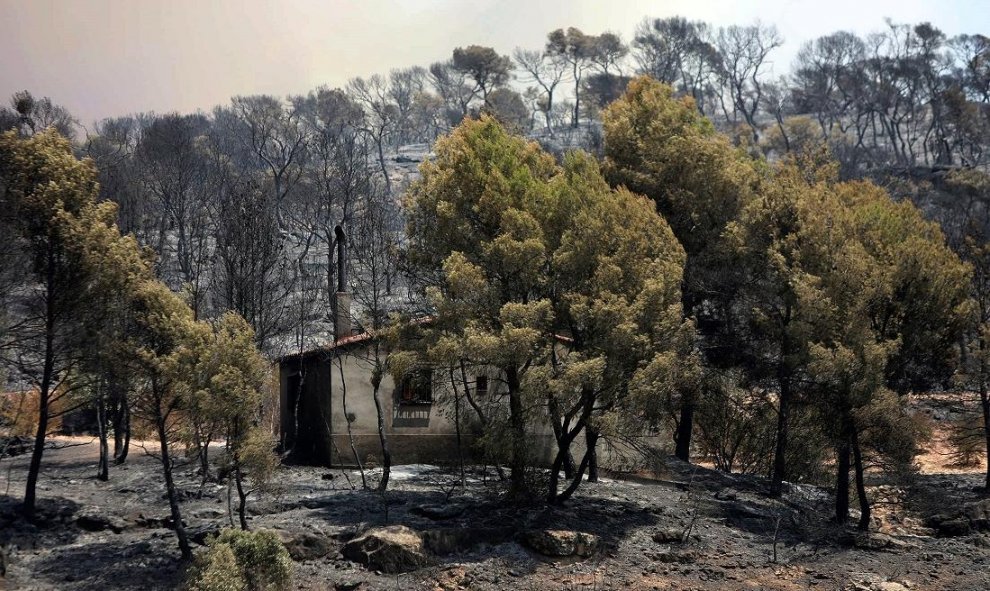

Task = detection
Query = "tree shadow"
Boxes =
[900,471,985,522]
[294,477,663,570]
[0,494,84,549]
[27,538,185,591]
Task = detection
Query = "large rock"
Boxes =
[934,517,971,537]
[75,511,125,534]
[421,526,514,555]
[964,499,990,530]
[524,529,598,558]
[188,524,222,546]
[278,529,335,561]
[652,527,687,544]
[342,526,429,573]
[838,531,912,552]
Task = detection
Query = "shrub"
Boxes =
[186,529,291,591]
[187,543,245,591]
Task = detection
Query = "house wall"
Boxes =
[278,344,658,470]
[326,347,483,465]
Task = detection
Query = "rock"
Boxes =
[524,529,598,558]
[714,489,739,501]
[125,512,168,529]
[76,512,124,534]
[421,527,514,555]
[935,517,971,537]
[963,499,990,530]
[192,508,224,519]
[342,525,429,573]
[279,530,335,561]
[188,524,221,546]
[875,583,909,591]
[652,527,686,544]
[654,549,698,564]
[411,504,466,520]
[838,532,912,552]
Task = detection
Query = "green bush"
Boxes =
[186,529,291,591]
[187,543,245,591]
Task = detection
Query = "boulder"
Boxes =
[188,524,221,546]
[652,527,686,544]
[524,529,598,558]
[278,530,335,561]
[964,499,990,530]
[76,511,125,534]
[837,531,912,552]
[421,526,514,555]
[342,525,429,573]
[935,517,971,537]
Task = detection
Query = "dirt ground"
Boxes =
[1,436,990,591]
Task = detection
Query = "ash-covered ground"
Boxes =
[1,438,989,590]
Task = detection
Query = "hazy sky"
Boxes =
[2,0,988,127]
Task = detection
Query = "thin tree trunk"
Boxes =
[24,386,50,519]
[199,436,210,484]
[97,390,109,482]
[546,431,572,504]
[980,336,990,490]
[548,396,576,479]
[112,393,125,460]
[156,406,191,559]
[506,367,526,498]
[23,265,56,519]
[338,358,366,488]
[852,428,870,531]
[116,399,131,465]
[981,385,990,491]
[234,464,249,530]
[586,425,600,483]
[371,377,392,493]
[556,442,593,503]
[547,392,595,504]
[459,360,506,481]
[376,135,392,196]
[770,376,791,498]
[835,437,850,524]
[674,398,695,462]
[448,370,465,488]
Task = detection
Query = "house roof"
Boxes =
[275,317,432,364]
[276,317,573,365]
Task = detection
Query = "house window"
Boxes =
[475,375,488,396]
[399,369,433,404]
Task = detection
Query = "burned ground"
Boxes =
[1,439,989,590]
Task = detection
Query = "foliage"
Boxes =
[186,529,291,591]
[405,114,692,500]
[186,543,245,591]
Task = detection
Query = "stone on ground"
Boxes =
[342,525,429,573]
[524,529,598,558]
